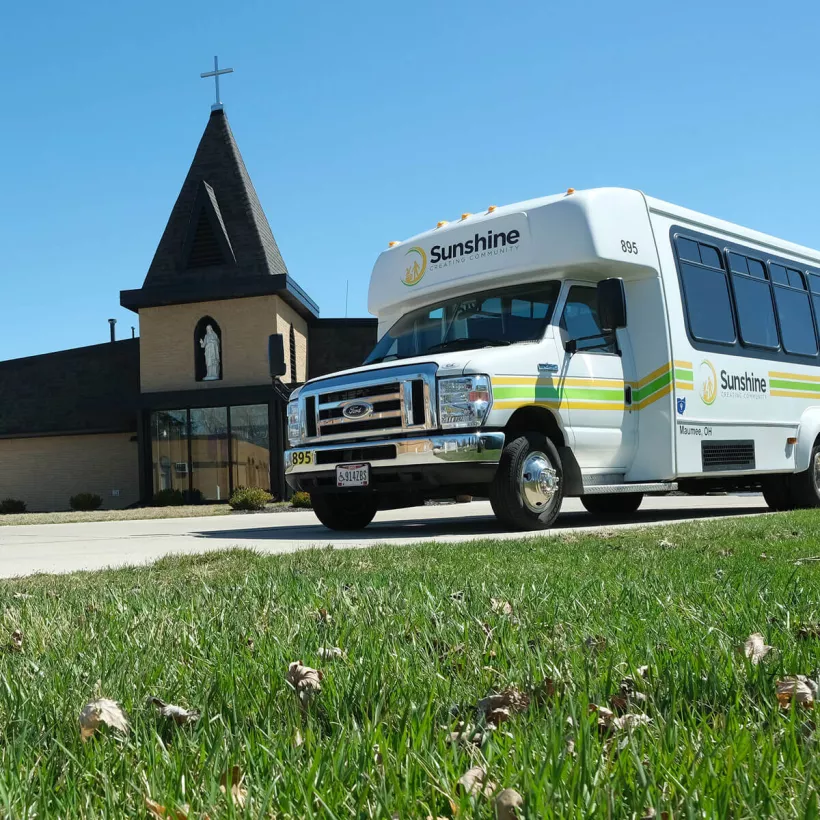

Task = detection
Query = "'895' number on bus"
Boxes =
[621,240,638,254]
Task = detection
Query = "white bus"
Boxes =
[285,187,820,530]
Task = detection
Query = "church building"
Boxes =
[0,107,376,511]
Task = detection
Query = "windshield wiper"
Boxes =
[425,337,512,353]
[366,353,402,365]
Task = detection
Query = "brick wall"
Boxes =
[0,433,139,512]
[274,299,309,383]
[139,295,306,392]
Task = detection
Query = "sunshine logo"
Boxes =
[402,246,427,287]
[699,360,717,406]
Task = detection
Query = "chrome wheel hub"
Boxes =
[520,451,559,513]
[813,452,820,491]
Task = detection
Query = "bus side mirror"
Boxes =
[268,334,287,379]
[597,278,627,331]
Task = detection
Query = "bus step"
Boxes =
[581,482,677,495]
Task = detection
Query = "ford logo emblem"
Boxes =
[342,401,373,420]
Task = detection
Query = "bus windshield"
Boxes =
[365,281,560,364]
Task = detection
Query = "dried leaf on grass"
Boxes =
[776,676,817,708]
[743,633,774,664]
[12,592,31,600]
[494,788,523,819]
[79,698,129,741]
[641,810,669,820]
[796,624,820,640]
[316,608,332,624]
[584,635,608,654]
[457,766,496,799]
[317,646,345,661]
[148,697,200,726]
[220,765,247,808]
[446,722,488,747]
[609,677,648,713]
[590,703,651,735]
[490,598,513,617]
[6,630,22,652]
[287,661,323,704]
[658,539,676,550]
[145,797,190,819]
[477,687,530,727]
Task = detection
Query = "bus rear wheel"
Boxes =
[490,432,564,530]
[580,493,644,517]
[761,475,794,511]
[788,445,820,509]
[311,493,377,531]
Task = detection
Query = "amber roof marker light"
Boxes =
[566,188,575,195]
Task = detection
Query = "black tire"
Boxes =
[489,432,564,531]
[761,475,794,511]
[788,444,820,509]
[311,493,377,531]
[580,493,644,517]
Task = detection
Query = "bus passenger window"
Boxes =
[729,254,779,350]
[772,268,817,356]
[679,262,736,344]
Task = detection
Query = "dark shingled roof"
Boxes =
[0,340,140,438]
[121,109,317,319]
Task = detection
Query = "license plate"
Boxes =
[336,463,370,487]
[291,450,315,467]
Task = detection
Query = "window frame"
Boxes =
[674,235,738,347]
[670,225,820,366]
[725,250,780,352]
[555,282,620,356]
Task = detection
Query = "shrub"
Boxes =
[153,488,185,507]
[290,491,312,509]
[183,488,205,505]
[0,498,27,515]
[70,493,103,512]
[229,486,272,511]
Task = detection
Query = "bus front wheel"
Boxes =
[581,493,644,517]
[311,493,377,530]
[490,432,564,530]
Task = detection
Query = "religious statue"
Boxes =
[199,324,221,380]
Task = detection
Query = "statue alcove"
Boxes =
[194,316,222,382]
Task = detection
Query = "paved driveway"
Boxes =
[0,495,769,579]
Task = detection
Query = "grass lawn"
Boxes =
[3,512,820,817]
[0,502,293,526]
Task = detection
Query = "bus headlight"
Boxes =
[287,400,303,446]
[438,375,492,429]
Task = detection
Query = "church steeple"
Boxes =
[121,109,314,318]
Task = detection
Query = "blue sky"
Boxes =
[2,0,819,360]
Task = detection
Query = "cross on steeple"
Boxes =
[200,56,234,111]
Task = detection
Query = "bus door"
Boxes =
[554,282,638,471]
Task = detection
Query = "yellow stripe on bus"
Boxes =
[633,382,673,410]
[675,382,693,391]
[493,376,624,388]
[770,389,820,399]
[674,359,693,369]
[493,399,625,411]
[630,361,672,388]
[768,371,820,383]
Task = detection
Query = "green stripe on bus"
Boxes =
[674,368,693,381]
[633,371,672,402]
[494,386,625,402]
[769,379,820,393]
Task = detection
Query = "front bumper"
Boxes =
[285,432,505,496]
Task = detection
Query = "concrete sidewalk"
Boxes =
[0,495,768,578]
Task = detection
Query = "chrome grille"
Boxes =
[297,363,438,443]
